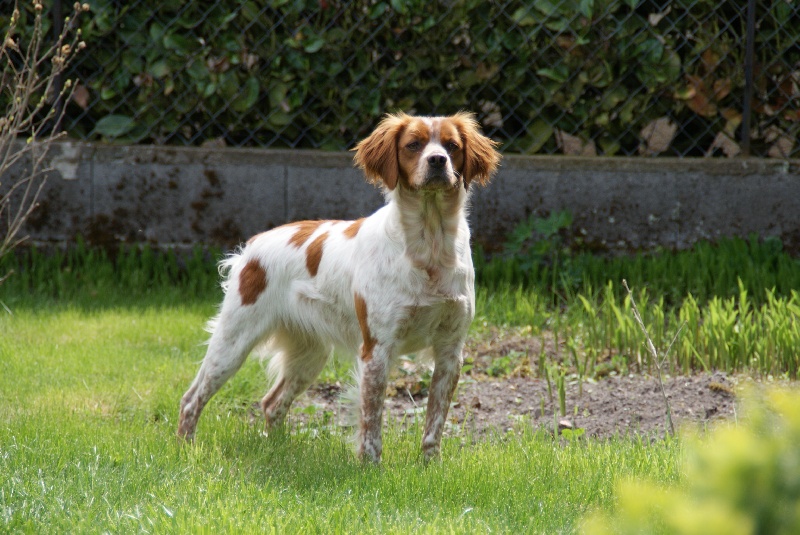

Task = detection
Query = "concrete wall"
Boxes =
[6,141,800,253]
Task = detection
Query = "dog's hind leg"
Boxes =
[177,308,269,440]
[260,331,330,431]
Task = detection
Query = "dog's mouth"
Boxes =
[420,172,458,190]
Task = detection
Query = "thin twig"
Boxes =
[622,279,681,437]
[0,1,89,282]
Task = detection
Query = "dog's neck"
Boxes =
[388,184,468,273]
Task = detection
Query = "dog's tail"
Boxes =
[203,249,243,336]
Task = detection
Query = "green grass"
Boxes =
[476,234,800,307]
[0,305,681,533]
[3,239,797,532]
[475,282,800,378]
[3,236,800,380]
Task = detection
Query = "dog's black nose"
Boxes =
[427,154,447,169]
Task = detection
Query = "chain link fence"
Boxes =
[7,0,800,157]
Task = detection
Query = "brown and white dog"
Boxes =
[178,112,501,462]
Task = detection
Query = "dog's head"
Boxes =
[353,112,501,191]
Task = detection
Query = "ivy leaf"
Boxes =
[304,36,325,54]
[511,7,537,26]
[232,77,260,112]
[149,60,170,79]
[579,0,594,18]
[163,33,195,56]
[525,120,553,153]
[94,115,136,138]
[537,65,569,83]
[532,0,560,16]
[368,2,388,19]
[390,0,408,13]
[268,111,292,126]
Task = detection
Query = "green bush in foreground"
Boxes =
[583,388,800,535]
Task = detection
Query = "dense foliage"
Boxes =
[2,0,798,155]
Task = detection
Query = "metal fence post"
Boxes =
[741,0,757,157]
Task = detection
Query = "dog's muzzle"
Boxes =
[422,154,456,189]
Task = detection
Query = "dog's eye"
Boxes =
[444,142,460,152]
[406,141,421,151]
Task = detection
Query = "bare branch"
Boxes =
[1,1,90,283]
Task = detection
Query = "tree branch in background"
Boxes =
[1,1,89,281]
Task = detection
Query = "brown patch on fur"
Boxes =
[305,231,328,276]
[450,112,502,187]
[238,260,267,305]
[354,293,377,362]
[396,118,433,189]
[287,220,325,248]
[353,113,412,190]
[343,218,366,239]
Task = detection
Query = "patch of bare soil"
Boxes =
[283,326,749,439]
[297,371,737,439]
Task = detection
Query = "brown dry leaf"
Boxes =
[684,75,717,117]
[764,125,783,142]
[241,52,258,71]
[556,35,575,50]
[769,135,795,158]
[713,78,732,100]
[556,129,597,156]
[639,116,677,155]
[701,49,720,73]
[705,132,740,158]
[206,56,230,73]
[476,62,499,81]
[720,108,742,136]
[784,109,800,122]
[72,83,89,109]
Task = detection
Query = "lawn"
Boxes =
[1,237,798,533]
[0,303,680,533]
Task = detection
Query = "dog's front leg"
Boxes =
[358,350,390,463]
[422,349,463,461]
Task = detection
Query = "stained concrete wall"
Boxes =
[6,141,800,253]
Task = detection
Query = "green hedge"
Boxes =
[4,0,799,155]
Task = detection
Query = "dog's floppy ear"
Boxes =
[454,112,501,188]
[353,113,409,190]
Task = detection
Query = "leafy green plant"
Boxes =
[583,388,800,535]
[3,0,795,156]
[486,353,515,378]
